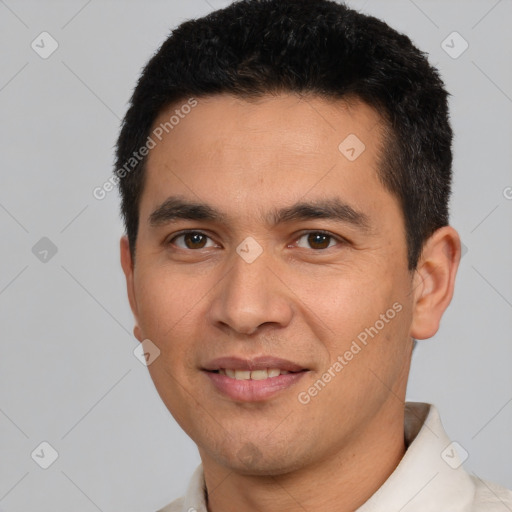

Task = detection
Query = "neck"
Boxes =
[201,404,406,512]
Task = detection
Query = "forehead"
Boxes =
[150,92,383,154]
[141,93,390,223]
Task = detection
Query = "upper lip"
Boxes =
[202,356,307,372]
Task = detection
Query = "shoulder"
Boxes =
[471,476,512,511]
[156,464,206,512]
[156,496,184,512]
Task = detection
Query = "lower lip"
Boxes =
[204,371,307,402]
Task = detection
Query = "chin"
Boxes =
[210,440,311,477]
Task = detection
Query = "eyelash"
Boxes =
[166,229,345,251]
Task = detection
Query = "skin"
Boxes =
[120,93,461,512]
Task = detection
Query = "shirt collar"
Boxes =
[177,402,475,512]
[357,402,475,511]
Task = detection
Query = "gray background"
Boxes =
[0,0,511,510]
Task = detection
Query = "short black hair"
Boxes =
[115,0,452,269]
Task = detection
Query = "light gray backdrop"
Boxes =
[1,0,511,511]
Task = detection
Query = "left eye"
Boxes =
[295,232,339,250]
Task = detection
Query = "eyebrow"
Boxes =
[148,195,371,231]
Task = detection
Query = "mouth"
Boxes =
[202,356,309,402]
[209,368,298,380]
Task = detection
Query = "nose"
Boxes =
[208,245,294,336]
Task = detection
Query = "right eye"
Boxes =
[168,231,217,250]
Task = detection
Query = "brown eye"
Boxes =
[296,232,338,250]
[171,232,214,250]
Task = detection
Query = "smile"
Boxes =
[213,368,292,380]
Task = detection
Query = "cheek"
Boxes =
[133,272,205,378]
[289,268,397,341]
[135,267,204,332]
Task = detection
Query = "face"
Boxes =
[122,93,419,475]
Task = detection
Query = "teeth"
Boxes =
[220,368,290,380]
[250,369,268,380]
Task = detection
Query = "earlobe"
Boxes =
[133,325,143,342]
[410,226,461,340]
[120,236,142,341]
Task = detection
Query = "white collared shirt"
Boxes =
[158,402,512,511]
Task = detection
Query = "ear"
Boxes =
[410,226,461,340]
[120,236,143,342]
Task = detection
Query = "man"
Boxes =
[116,0,512,510]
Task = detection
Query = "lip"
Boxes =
[204,371,307,402]
[202,356,309,402]
[203,356,306,373]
